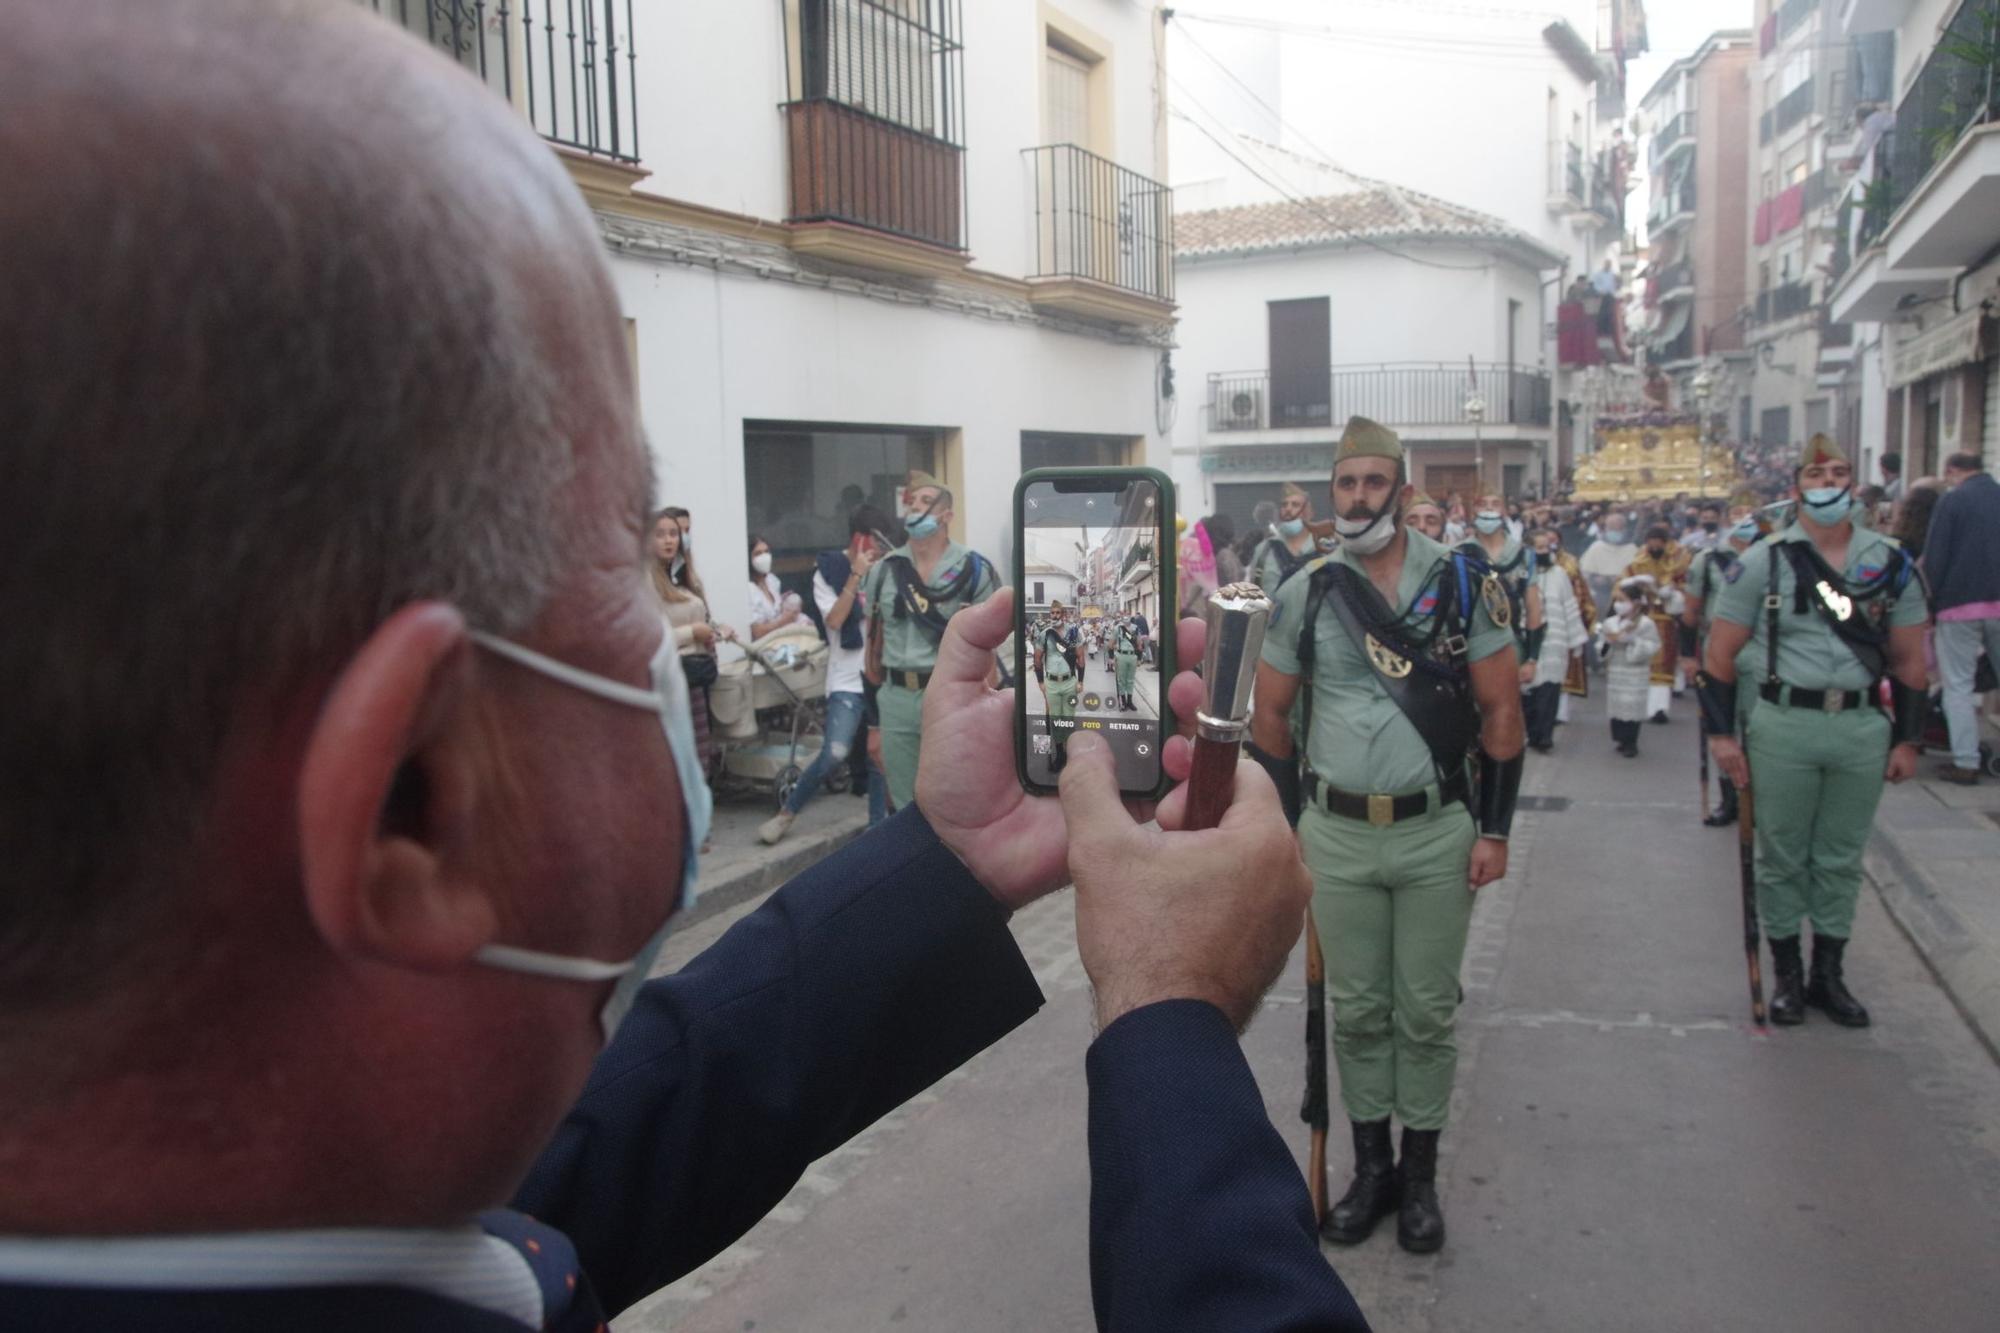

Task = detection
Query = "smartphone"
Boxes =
[1013,467,1176,798]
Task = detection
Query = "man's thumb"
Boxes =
[1056,732,1129,836]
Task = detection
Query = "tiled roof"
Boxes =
[1176,187,1560,265]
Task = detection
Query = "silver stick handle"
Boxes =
[1198,583,1273,742]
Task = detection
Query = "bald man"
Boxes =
[0,4,1369,1330]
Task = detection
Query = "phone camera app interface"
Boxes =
[1021,479,1164,791]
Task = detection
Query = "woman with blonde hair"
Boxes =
[651,508,736,788]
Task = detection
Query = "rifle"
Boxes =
[1698,716,1710,821]
[1302,909,1330,1224]
[1738,784,1768,1027]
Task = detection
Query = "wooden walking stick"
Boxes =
[1184,585,1327,1217]
[1738,781,1767,1028]
[1698,717,1711,821]
[1301,909,1330,1224]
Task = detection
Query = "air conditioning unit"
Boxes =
[1221,388,1264,429]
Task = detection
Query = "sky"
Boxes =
[1624,0,1755,117]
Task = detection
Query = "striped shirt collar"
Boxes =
[0,1224,544,1327]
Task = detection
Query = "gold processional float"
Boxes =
[1569,412,1744,502]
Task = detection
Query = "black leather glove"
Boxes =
[1474,750,1524,840]
[1694,669,1737,738]
[1246,741,1302,829]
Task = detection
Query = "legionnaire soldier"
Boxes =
[1037,603,1080,726]
[1250,417,1526,1254]
[1403,491,1447,543]
[862,471,1000,810]
[1701,436,1930,1027]
[1250,481,1320,596]
[1462,492,1546,693]
[1112,615,1142,710]
[1681,502,1764,825]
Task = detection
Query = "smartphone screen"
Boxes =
[1014,468,1174,797]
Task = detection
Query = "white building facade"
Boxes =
[1171,175,1565,521]
[1165,1,1649,480]
[1828,0,2000,477]
[359,0,1180,616]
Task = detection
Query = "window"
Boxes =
[1760,169,1776,200]
[1780,142,1808,183]
[1781,48,1812,96]
[1044,41,1093,148]
[1777,240,1802,282]
[1021,432,1135,471]
[802,0,951,137]
[743,422,941,579]
[1759,259,1772,292]
[1268,298,1332,429]
[1760,405,1792,445]
[1032,580,1046,604]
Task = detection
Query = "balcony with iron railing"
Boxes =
[356,0,639,162]
[1656,259,1694,300]
[1854,1,2000,257]
[1775,76,1817,135]
[1648,179,1697,233]
[1778,0,1820,42]
[1205,364,1552,434]
[782,0,970,275]
[1748,280,1816,326]
[1023,145,1174,322]
[1650,110,1697,165]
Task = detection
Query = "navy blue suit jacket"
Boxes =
[1,809,1366,1331]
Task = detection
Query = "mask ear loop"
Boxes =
[468,632,661,712]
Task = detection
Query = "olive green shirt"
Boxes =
[1250,534,1316,599]
[1262,529,1514,793]
[861,539,999,672]
[1711,522,1926,692]
[1686,543,1755,633]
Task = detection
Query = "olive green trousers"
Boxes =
[1302,799,1478,1130]
[1746,701,1888,941]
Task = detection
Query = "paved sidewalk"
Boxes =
[1864,756,2000,1057]
[666,786,872,946]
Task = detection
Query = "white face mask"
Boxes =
[751,552,773,576]
[1334,506,1397,556]
[465,626,711,1046]
[1612,598,1634,617]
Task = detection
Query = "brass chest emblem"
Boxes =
[1481,573,1514,628]
[1365,633,1413,678]
[1814,580,1852,622]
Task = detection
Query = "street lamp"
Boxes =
[1465,393,1487,493]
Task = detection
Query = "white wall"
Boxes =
[626,0,1166,284]
[618,259,1162,611]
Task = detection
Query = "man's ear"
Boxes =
[297,601,497,972]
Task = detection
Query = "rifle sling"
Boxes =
[1776,541,1890,681]
[1312,563,1480,780]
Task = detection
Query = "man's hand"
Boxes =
[1886,742,1918,784]
[851,547,877,581]
[917,591,1207,911]
[1468,836,1508,890]
[1710,733,1749,788]
[1518,662,1537,687]
[1060,731,1309,1031]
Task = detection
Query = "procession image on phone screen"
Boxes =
[1018,477,1165,792]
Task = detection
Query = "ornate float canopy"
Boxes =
[1570,413,1742,501]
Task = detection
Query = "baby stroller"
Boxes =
[708,623,842,810]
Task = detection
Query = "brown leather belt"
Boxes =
[1303,770,1469,826]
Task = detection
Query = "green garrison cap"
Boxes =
[1406,491,1441,511]
[906,470,943,492]
[1801,434,1847,469]
[1335,415,1404,467]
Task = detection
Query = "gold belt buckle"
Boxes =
[1822,691,1845,714]
[1367,793,1395,827]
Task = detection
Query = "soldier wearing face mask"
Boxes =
[1701,436,1931,1028]
[861,471,1000,811]
[1460,492,1545,695]
[1250,482,1321,597]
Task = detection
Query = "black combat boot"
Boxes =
[1768,935,1806,1026]
[1704,776,1739,827]
[1396,1128,1446,1254]
[1320,1119,1399,1246]
[1806,934,1871,1027]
